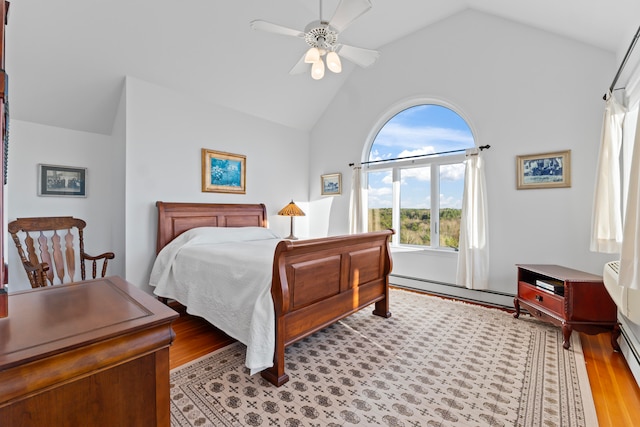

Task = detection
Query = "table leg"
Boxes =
[611,323,621,352]
[562,324,572,349]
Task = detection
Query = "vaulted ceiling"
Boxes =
[6,0,640,135]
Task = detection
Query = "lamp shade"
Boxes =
[326,51,342,73]
[278,200,304,240]
[311,58,325,80]
[304,47,320,64]
[278,200,305,217]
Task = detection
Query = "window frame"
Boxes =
[362,100,476,252]
[364,152,467,250]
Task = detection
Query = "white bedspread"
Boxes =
[149,227,281,374]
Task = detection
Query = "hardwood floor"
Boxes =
[169,306,640,427]
[580,333,640,426]
[168,304,235,369]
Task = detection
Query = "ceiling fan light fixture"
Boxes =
[326,51,342,73]
[311,58,325,80]
[304,47,320,64]
[251,0,379,80]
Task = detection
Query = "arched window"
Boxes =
[366,104,475,250]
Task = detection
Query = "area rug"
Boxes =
[169,288,598,426]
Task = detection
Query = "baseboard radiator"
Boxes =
[602,261,640,387]
[389,274,514,309]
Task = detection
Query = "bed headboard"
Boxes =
[155,201,268,253]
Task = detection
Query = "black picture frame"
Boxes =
[38,164,87,197]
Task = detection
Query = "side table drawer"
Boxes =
[518,281,564,315]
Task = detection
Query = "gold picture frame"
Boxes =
[321,173,342,196]
[201,149,246,193]
[516,150,571,190]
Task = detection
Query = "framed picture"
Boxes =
[38,164,87,197]
[321,173,342,196]
[202,148,246,193]
[516,150,571,190]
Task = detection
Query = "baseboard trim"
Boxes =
[389,274,515,309]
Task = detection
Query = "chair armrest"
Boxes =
[81,251,115,280]
[82,252,115,261]
[22,260,50,274]
[21,260,50,288]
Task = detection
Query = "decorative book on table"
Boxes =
[535,279,565,296]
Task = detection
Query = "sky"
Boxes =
[367,105,475,209]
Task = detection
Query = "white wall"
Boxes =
[6,120,124,291]
[5,10,621,302]
[5,78,310,292]
[123,77,310,291]
[309,10,618,296]
[110,83,127,279]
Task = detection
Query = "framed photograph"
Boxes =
[38,164,87,197]
[321,173,342,196]
[516,150,571,190]
[202,148,246,193]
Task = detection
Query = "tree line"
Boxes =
[369,208,461,249]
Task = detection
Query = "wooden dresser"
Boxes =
[0,276,178,427]
[514,264,620,350]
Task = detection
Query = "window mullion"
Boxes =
[391,167,401,246]
[431,165,440,248]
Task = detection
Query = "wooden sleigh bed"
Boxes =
[155,201,393,386]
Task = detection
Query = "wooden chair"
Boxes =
[8,216,115,288]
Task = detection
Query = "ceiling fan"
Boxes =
[250,0,380,80]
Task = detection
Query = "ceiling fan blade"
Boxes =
[289,54,309,75]
[337,44,379,68]
[329,0,372,32]
[250,20,305,38]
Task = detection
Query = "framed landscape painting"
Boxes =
[321,173,341,196]
[516,150,571,190]
[38,164,87,197]
[202,149,246,193]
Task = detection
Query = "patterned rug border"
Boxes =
[170,289,599,427]
[567,332,598,426]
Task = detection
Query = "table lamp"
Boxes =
[278,200,305,240]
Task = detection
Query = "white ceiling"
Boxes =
[6,0,640,135]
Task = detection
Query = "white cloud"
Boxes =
[440,163,465,181]
[400,166,430,182]
[367,187,392,207]
[400,197,430,209]
[368,185,392,197]
[378,171,393,184]
[440,193,462,209]
[369,149,394,162]
[374,122,474,150]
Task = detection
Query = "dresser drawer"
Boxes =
[518,281,564,315]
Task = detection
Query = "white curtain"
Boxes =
[349,165,364,234]
[620,108,640,290]
[590,94,626,253]
[456,149,489,290]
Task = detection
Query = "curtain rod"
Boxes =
[604,24,640,101]
[349,144,490,167]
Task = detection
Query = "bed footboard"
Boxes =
[261,229,394,386]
